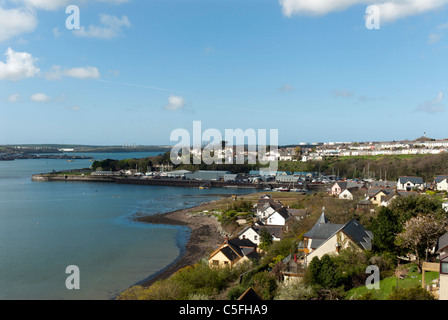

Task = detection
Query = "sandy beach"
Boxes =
[133,199,227,288]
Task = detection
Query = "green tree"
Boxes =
[259,228,273,249]
[388,195,446,223]
[370,207,401,253]
[305,255,343,289]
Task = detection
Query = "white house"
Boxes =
[338,189,354,200]
[443,202,448,213]
[435,175,448,192]
[330,181,362,196]
[265,207,291,226]
[238,225,283,245]
[397,176,424,191]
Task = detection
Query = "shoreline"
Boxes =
[129,199,228,290]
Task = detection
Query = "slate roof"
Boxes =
[398,176,424,184]
[434,175,448,183]
[335,181,362,190]
[303,212,373,251]
[436,232,448,253]
[340,220,373,250]
[368,187,395,197]
[303,212,344,249]
[369,180,397,188]
[287,208,307,219]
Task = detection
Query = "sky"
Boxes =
[0,0,447,146]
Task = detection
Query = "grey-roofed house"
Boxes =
[434,175,448,192]
[208,237,259,269]
[265,207,292,226]
[437,232,448,300]
[238,224,284,245]
[397,176,425,191]
[330,181,363,196]
[299,208,373,265]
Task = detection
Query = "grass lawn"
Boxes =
[346,271,439,300]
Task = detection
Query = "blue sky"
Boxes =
[0,0,447,146]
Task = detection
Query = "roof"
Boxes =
[341,220,373,250]
[368,187,395,197]
[286,208,307,218]
[210,237,257,262]
[303,212,344,249]
[239,225,284,239]
[369,180,397,188]
[270,207,291,220]
[434,175,448,183]
[303,212,373,251]
[437,232,448,253]
[238,287,262,301]
[334,181,362,190]
[398,176,424,184]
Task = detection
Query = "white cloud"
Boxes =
[164,95,186,111]
[30,93,51,103]
[0,48,40,81]
[45,65,101,80]
[333,89,354,98]
[416,92,445,114]
[23,0,71,11]
[0,6,38,42]
[74,14,131,39]
[97,0,131,4]
[279,0,448,23]
[7,94,21,103]
[428,33,442,44]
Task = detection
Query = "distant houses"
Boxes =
[235,194,309,246]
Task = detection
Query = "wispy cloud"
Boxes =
[73,14,131,39]
[97,79,186,93]
[428,33,442,44]
[279,0,448,23]
[45,65,101,80]
[7,94,21,103]
[278,84,295,93]
[333,89,354,98]
[416,92,445,114]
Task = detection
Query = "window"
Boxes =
[441,262,448,274]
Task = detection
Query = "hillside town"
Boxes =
[117,167,448,300]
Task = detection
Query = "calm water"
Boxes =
[0,152,256,300]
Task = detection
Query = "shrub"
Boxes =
[274,281,316,300]
[388,285,436,300]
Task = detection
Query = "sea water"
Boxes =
[0,152,257,300]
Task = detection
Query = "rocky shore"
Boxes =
[133,200,228,288]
